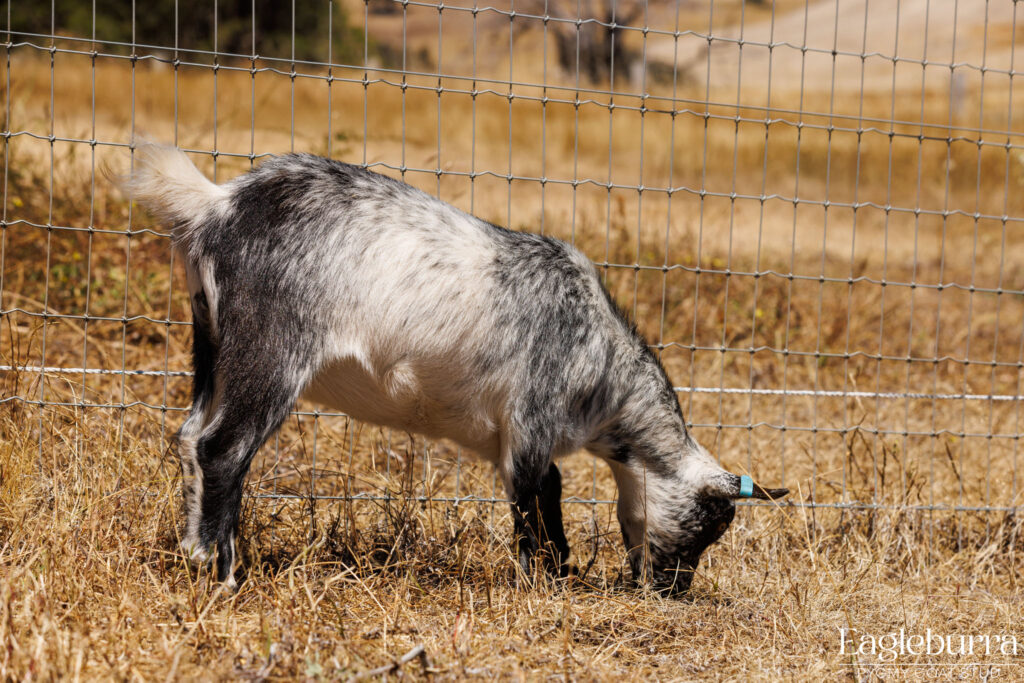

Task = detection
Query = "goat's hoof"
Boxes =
[221,573,240,593]
[180,536,211,566]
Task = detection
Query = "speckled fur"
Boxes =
[120,144,787,592]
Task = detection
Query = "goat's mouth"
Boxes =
[651,564,696,596]
[628,555,698,596]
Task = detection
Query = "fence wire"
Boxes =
[1,0,1022,528]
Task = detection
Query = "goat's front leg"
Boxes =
[508,460,571,579]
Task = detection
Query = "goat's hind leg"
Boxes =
[178,404,213,564]
[178,291,219,564]
[191,353,309,587]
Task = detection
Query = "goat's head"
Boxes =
[610,444,788,596]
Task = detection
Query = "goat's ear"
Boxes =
[708,473,789,501]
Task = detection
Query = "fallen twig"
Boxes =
[347,644,430,682]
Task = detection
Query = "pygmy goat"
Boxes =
[120,144,788,594]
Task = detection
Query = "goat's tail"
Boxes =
[111,142,230,244]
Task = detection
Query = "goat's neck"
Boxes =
[589,350,694,479]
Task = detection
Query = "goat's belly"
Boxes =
[301,357,501,462]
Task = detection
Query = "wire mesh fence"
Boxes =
[1,0,1022,542]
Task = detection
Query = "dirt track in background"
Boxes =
[649,0,1020,101]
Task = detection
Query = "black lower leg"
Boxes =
[200,469,247,583]
[511,463,570,577]
[538,464,571,575]
[193,373,300,585]
[197,442,254,584]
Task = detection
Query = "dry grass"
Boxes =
[4,4,1024,679]
[4,400,1024,680]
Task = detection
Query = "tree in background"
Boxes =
[545,0,644,84]
[7,0,368,66]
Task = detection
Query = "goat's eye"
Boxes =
[716,521,729,534]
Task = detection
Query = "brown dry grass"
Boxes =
[4,6,1024,679]
[5,402,1024,680]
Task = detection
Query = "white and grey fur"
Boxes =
[119,144,788,594]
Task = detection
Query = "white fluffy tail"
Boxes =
[114,143,230,242]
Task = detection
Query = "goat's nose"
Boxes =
[654,566,695,596]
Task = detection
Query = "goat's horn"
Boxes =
[710,473,789,500]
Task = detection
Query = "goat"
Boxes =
[119,144,788,594]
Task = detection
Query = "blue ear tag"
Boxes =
[739,475,754,498]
